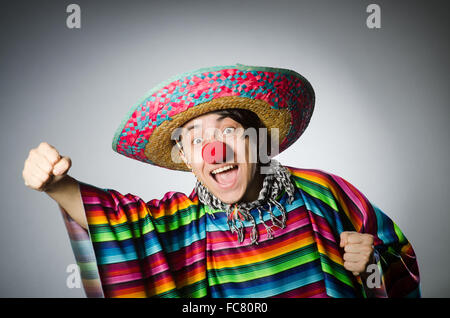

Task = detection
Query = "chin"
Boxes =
[215,190,244,204]
[207,183,245,204]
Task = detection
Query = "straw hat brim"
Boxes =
[111,64,315,171]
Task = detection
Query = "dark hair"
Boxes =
[212,108,265,131]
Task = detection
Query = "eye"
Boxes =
[223,127,235,135]
[192,137,203,145]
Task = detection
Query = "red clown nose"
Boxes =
[202,141,232,164]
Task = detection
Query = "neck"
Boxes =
[239,165,265,203]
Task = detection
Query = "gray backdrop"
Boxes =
[1,0,448,297]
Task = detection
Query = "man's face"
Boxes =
[177,112,259,204]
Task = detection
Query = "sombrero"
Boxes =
[112,63,315,171]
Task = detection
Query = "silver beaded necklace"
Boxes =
[195,160,295,245]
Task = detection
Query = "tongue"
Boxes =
[215,168,238,185]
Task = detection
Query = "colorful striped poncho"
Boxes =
[59,166,420,298]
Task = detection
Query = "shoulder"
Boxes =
[284,165,345,188]
[146,190,198,208]
[284,165,361,202]
[284,165,370,210]
[80,181,199,215]
[146,189,200,219]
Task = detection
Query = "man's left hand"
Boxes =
[340,231,374,276]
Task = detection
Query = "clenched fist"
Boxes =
[340,231,374,276]
[22,142,72,192]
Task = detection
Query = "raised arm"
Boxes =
[22,142,87,229]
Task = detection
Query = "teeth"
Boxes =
[211,165,236,175]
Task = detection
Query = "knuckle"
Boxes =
[43,165,52,174]
[23,173,31,184]
[344,262,355,271]
[26,179,36,189]
[54,150,61,160]
[39,141,49,148]
[48,154,59,165]
[41,173,51,182]
[44,156,55,166]
[34,175,44,185]
[42,160,53,171]
[23,158,29,169]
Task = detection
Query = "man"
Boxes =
[22,64,420,298]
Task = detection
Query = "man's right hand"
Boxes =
[22,142,72,192]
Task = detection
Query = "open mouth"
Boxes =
[210,164,239,187]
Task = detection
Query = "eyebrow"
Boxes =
[184,116,228,132]
[185,124,199,132]
[215,116,228,122]
[178,124,199,142]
